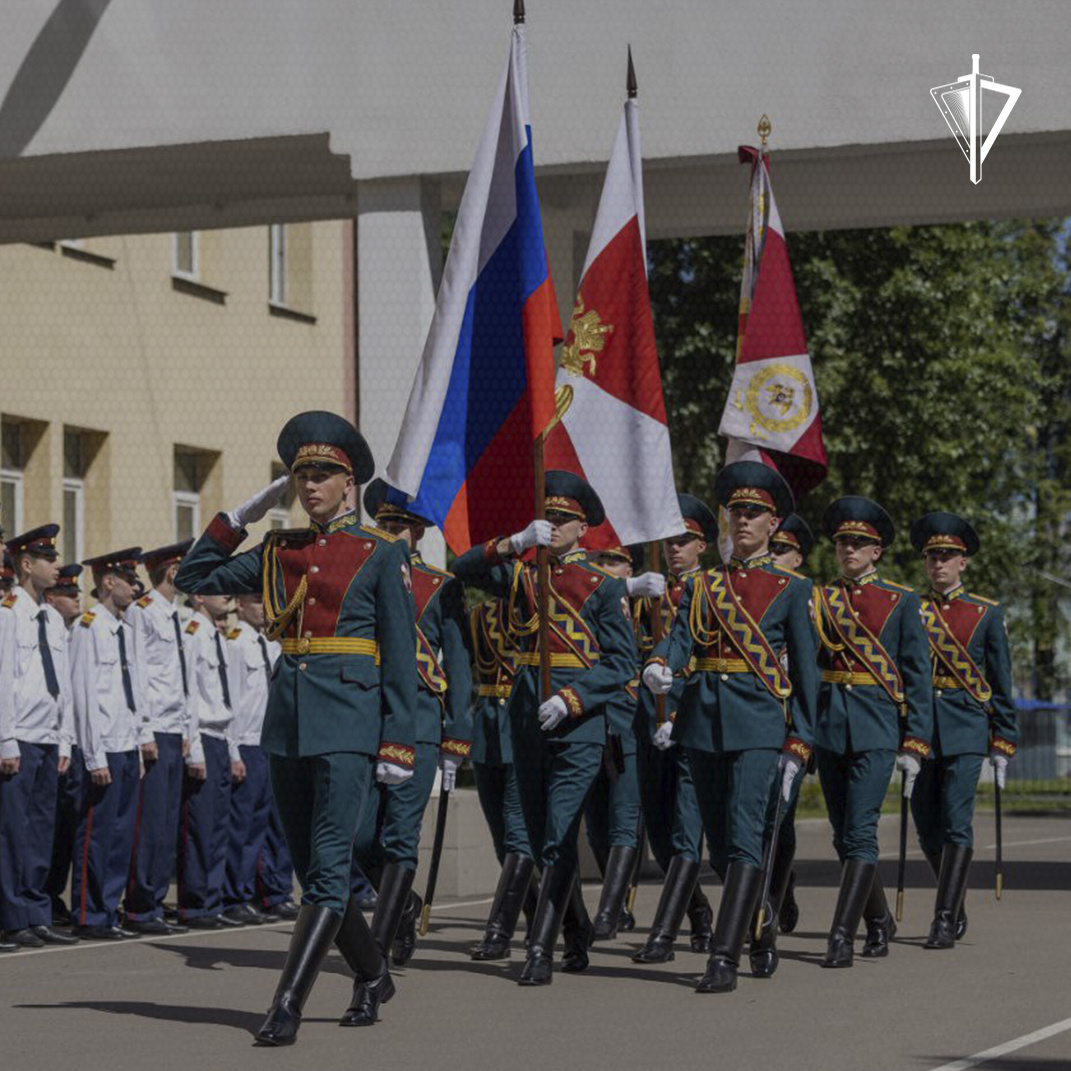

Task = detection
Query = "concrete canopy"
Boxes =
[0,0,1069,244]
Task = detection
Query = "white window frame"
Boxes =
[172,490,201,541]
[269,224,287,307]
[172,231,201,281]
[0,468,23,534]
[62,477,85,564]
[268,506,291,530]
[59,238,84,250]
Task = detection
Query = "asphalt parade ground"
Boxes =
[2,811,1069,1071]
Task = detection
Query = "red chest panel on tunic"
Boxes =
[411,565,445,622]
[538,563,603,656]
[698,568,788,658]
[274,531,378,637]
[829,583,901,672]
[939,599,986,647]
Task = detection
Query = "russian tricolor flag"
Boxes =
[387,24,559,553]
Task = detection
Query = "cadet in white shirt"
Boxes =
[0,526,79,948]
[221,593,283,925]
[177,592,237,928]
[123,541,193,935]
[69,547,150,940]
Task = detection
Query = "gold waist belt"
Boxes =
[515,652,593,668]
[280,637,380,663]
[478,683,513,699]
[932,675,961,690]
[692,657,750,673]
[821,669,877,686]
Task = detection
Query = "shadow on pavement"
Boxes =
[15,1000,264,1037]
[791,859,1071,892]
[144,941,353,978]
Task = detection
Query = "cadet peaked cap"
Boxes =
[544,470,605,527]
[277,410,374,483]
[714,461,794,518]
[141,539,194,573]
[83,547,143,580]
[363,478,432,528]
[771,513,815,559]
[48,563,84,593]
[677,493,718,543]
[823,496,895,548]
[7,523,61,560]
[910,512,979,557]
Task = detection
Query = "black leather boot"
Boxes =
[370,864,415,963]
[695,862,763,993]
[749,842,796,978]
[561,874,594,972]
[518,866,572,986]
[687,883,714,953]
[925,845,973,950]
[861,871,897,958]
[822,860,875,968]
[522,879,538,947]
[471,853,535,961]
[591,846,638,941]
[391,890,422,967]
[335,896,395,1027]
[254,904,342,1046]
[779,871,799,934]
[632,857,699,964]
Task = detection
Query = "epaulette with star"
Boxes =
[969,592,999,606]
[185,619,200,635]
[79,611,96,627]
[772,564,806,580]
[881,578,914,592]
[136,594,153,608]
[1,593,17,609]
[227,627,242,640]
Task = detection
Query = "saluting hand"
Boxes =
[227,475,291,530]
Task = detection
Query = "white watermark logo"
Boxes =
[931,54,1020,185]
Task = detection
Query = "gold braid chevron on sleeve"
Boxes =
[377,742,415,768]
[559,686,585,719]
[440,737,472,759]
[901,736,932,759]
[919,598,993,704]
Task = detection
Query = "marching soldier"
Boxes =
[175,411,417,1044]
[221,593,281,925]
[69,548,150,940]
[0,525,79,947]
[632,494,717,964]
[813,497,932,967]
[256,806,298,920]
[350,479,472,970]
[910,512,1017,949]
[468,597,536,960]
[643,463,818,993]
[123,541,193,935]
[452,471,636,986]
[43,564,85,926]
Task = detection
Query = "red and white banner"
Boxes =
[545,95,683,549]
[719,147,827,498]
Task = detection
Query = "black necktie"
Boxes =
[171,611,189,696]
[37,609,60,699]
[117,625,136,713]
[257,634,273,683]
[214,630,232,709]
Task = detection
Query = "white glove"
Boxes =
[643,662,674,695]
[989,752,1008,790]
[627,573,666,599]
[896,752,922,798]
[509,520,552,556]
[440,755,461,793]
[376,761,414,786]
[778,753,802,803]
[538,695,569,732]
[652,721,675,751]
[227,475,290,530]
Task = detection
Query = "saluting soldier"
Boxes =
[643,463,818,994]
[43,564,85,926]
[123,541,193,935]
[468,597,536,961]
[175,411,417,1045]
[813,497,932,967]
[632,494,717,965]
[452,471,636,986]
[910,512,1017,950]
[0,526,79,947]
[69,548,150,940]
[351,479,473,970]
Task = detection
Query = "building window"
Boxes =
[173,231,200,281]
[268,462,295,529]
[173,448,204,541]
[1,423,25,535]
[62,430,87,564]
[269,224,287,306]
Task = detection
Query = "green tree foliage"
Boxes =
[648,220,1071,695]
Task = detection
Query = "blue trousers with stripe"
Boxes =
[46,745,84,916]
[223,744,274,908]
[176,734,231,920]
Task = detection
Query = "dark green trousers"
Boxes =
[817,747,895,863]
[473,760,532,864]
[268,751,374,914]
[584,750,640,856]
[636,735,704,870]
[911,752,985,857]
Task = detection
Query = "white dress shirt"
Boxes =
[125,588,190,736]
[184,612,234,766]
[0,585,74,760]
[68,603,151,771]
[224,620,280,762]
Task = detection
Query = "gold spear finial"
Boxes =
[758,114,772,147]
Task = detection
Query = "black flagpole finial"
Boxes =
[627,45,637,98]
[514,0,525,25]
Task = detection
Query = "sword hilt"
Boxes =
[895,889,904,923]
[753,905,766,943]
[626,885,637,914]
[418,903,432,937]
[996,872,1003,901]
